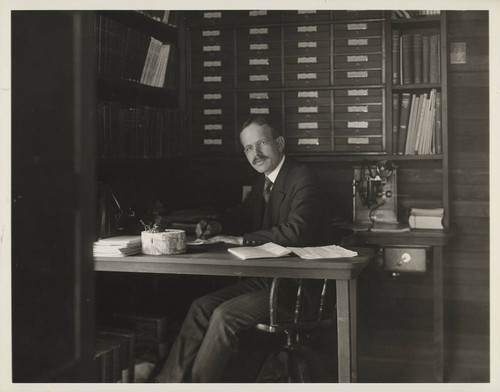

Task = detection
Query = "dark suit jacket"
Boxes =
[240,157,333,247]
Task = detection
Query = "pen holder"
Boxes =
[141,229,186,255]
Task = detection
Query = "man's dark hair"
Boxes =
[240,116,281,139]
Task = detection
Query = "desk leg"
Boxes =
[433,245,444,382]
[336,279,357,383]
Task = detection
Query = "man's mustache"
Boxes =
[253,155,268,165]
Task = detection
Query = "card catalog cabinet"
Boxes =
[186,10,386,154]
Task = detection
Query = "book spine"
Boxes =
[404,94,418,155]
[392,93,400,154]
[435,91,442,154]
[413,33,423,84]
[422,35,430,83]
[429,34,439,83]
[397,93,412,154]
[402,34,413,84]
[392,29,400,84]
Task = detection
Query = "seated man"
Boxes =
[155,116,333,382]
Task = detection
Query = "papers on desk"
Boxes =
[93,236,142,257]
[227,242,357,260]
[228,242,291,260]
[287,245,358,260]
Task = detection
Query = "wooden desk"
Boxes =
[94,245,373,383]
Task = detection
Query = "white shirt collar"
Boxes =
[266,155,285,184]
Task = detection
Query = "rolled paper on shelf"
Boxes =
[141,229,186,255]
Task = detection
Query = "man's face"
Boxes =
[240,123,285,175]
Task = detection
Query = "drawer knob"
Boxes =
[397,253,411,266]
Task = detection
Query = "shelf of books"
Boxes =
[389,10,446,158]
[94,11,182,160]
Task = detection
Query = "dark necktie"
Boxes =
[263,176,273,203]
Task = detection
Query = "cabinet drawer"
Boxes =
[334,128,383,137]
[237,56,281,68]
[285,89,330,104]
[191,108,234,121]
[237,106,282,117]
[284,61,331,73]
[192,28,234,44]
[334,88,383,104]
[237,73,282,88]
[334,53,383,70]
[237,41,282,57]
[286,121,331,131]
[334,119,383,129]
[234,10,282,25]
[284,71,331,87]
[334,21,383,37]
[284,24,330,41]
[187,11,235,27]
[285,128,331,138]
[285,104,330,115]
[383,247,428,273]
[334,103,382,120]
[237,91,282,107]
[190,74,235,90]
[333,10,384,20]
[333,37,382,53]
[282,10,332,22]
[334,69,382,85]
[285,112,331,122]
[236,26,282,42]
[334,143,383,152]
[284,44,331,57]
[191,92,235,108]
[286,137,332,152]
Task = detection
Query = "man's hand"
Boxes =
[209,235,244,245]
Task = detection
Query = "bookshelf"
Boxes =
[94,10,182,161]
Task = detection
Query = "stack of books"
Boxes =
[93,236,142,257]
[393,90,442,155]
[408,207,444,229]
[392,31,441,85]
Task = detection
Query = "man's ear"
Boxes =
[276,136,285,152]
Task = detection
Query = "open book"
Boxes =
[228,242,358,260]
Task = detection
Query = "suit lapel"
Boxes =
[266,158,292,225]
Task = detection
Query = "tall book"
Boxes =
[392,29,400,84]
[429,34,440,83]
[392,93,400,153]
[435,91,442,154]
[405,94,419,155]
[402,34,413,84]
[413,33,423,84]
[422,35,430,83]
[397,93,412,154]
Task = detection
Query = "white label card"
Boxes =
[204,12,221,19]
[250,108,270,114]
[348,89,369,96]
[298,57,317,64]
[298,41,317,48]
[202,30,220,37]
[204,94,222,100]
[249,92,269,99]
[250,74,269,81]
[298,106,318,113]
[204,139,223,145]
[203,61,221,67]
[298,91,318,98]
[347,71,368,78]
[249,58,269,65]
[298,138,319,145]
[204,109,222,115]
[205,124,222,130]
[348,23,367,30]
[347,55,368,62]
[348,38,368,46]
[298,26,317,32]
[297,73,317,79]
[348,137,369,144]
[203,45,221,52]
[348,121,369,128]
[203,76,222,82]
[249,10,267,16]
[298,122,318,129]
[250,28,268,35]
[348,106,368,112]
[250,43,268,50]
